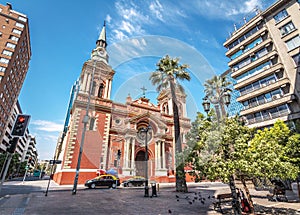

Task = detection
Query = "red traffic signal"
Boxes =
[11,114,31,137]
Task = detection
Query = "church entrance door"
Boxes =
[135,151,146,177]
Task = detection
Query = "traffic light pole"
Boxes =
[0,153,13,194]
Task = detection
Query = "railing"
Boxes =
[240,77,276,96]
[246,109,289,125]
[242,93,282,111]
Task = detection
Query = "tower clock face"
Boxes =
[97,48,105,55]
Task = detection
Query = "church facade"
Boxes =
[53,24,191,185]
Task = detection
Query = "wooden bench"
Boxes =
[213,193,232,213]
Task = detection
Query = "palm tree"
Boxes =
[204,75,231,120]
[150,55,190,192]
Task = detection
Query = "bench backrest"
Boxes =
[217,193,232,199]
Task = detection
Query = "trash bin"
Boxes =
[151,182,157,197]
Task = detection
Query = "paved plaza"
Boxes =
[0,180,299,215]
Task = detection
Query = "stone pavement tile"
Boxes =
[23,187,221,215]
[0,194,30,215]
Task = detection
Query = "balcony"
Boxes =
[245,109,290,128]
[232,50,278,79]
[224,15,264,47]
[234,63,283,89]
[240,93,295,116]
[237,77,290,102]
[228,38,272,67]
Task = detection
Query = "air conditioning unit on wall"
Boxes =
[272,94,281,100]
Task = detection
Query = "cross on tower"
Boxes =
[141,86,147,98]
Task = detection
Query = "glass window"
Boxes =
[9,35,19,42]
[6,42,16,49]
[0,66,6,72]
[274,9,288,23]
[286,35,300,51]
[12,29,21,35]
[292,53,300,66]
[265,93,272,102]
[18,16,27,22]
[0,58,9,64]
[2,50,12,56]
[280,22,295,36]
[15,23,24,28]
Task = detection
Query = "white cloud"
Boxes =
[113,29,128,40]
[31,120,63,132]
[106,14,112,23]
[120,20,134,34]
[149,0,164,22]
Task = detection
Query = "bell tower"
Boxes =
[79,21,114,100]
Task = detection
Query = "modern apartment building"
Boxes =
[0,3,31,142]
[0,100,37,167]
[224,0,300,128]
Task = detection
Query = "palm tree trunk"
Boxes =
[241,175,254,213]
[169,77,187,192]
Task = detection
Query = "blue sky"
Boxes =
[1,0,276,160]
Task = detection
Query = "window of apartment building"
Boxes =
[12,28,22,35]
[236,61,271,82]
[6,42,16,49]
[286,35,300,51]
[15,22,24,28]
[18,16,27,22]
[2,50,13,56]
[280,22,295,36]
[0,57,9,64]
[0,66,6,72]
[233,47,268,71]
[273,9,288,23]
[9,35,19,42]
[230,37,263,60]
[227,25,262,50]
[292,53,300,66]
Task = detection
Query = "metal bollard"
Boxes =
[151,182,157,197]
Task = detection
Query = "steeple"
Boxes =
[96,21,107,48]
[91,21,109,63]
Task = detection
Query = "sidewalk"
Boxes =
[0,180,299,215]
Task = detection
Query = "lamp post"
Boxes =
[72,60,96,195]
[202,88,242,215]
[138,126,151,197]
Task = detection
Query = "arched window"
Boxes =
[98,83,104,98]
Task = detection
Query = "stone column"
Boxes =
[162,141,166,169]
[86,73,91,94]
[124,137,131,168]
[82,73,88,92]
[131,138,135,170]
[158,141,161,169]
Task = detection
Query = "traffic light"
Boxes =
[117,149,121,159]
[6,137,19,153]
[11,114,30,137]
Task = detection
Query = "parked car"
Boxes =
[85,174,120,189]
[123,176,146,187]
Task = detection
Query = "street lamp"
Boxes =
[72,60,96,195]
[138,126,151,197]
[202,88,231,119]
[202,88,242,215]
